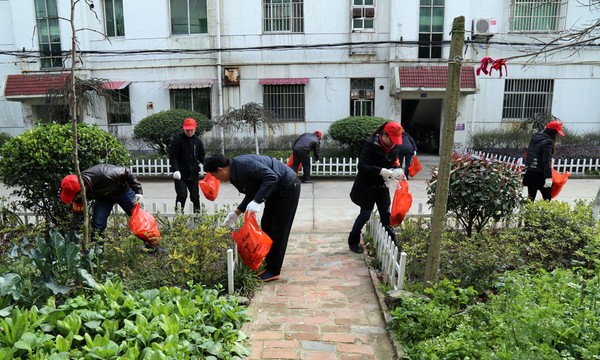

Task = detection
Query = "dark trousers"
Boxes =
[350,187,395,241]
[261,180,301,275]
[291,149,311,181]
[524,171,551,201]
[92,189,135,234]
[527,185,551,201]
[400,153,413,176]
[174,179,200,212]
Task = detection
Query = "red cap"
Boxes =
[383,122,403,145]
[183,118,197,130]
[314,130,322,139]
[60,174,81,204]
[546,120,564,136]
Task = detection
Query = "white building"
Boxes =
[1,0,599,153]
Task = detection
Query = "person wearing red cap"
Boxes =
[348,121,405,253]
[169,118,206,212]
[523,120,565,200]
[290,130,322,183]
[60,164,144,242]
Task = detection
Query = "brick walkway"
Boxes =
[242,232,396,360]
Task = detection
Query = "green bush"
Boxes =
[134,109,212,155]
[328,116,389,157]
[427,153,524,237]
[0,123,130,228]
[470,128,532,149]
[0,133,11,149]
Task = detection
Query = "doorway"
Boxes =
[401,98,443,154]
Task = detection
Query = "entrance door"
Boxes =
[401,99,442,154]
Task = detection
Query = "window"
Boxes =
[35,0,62,68]
[502,79,554,121]
[263,85,305,122]
[510,0,565,32]
[104,0,125,37]
[352,0,375,31]
[418,0,444,59]
[170,88,211,118]
[170,0,208,35]
[350,78,374,116]
[263,0,304,33]
[34,105,69,123]
[107,88,131,124]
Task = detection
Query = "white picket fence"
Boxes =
[468,150,600,174]
[368,212,407,291]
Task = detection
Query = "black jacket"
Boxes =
[524,132,553,179]
[292,133,320,161]
[230,154,298,212]
[350,135,401,208]
[169,133,205,181]
[81,164,143,199]
[398,133,417,155]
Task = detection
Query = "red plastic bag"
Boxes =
[551,169,570,199]
[231,212,273,271]
[287,153,302,172]
[390,179,413,226]
[408,156,423,177]
[199,173,220,201]
[129,203,161,247]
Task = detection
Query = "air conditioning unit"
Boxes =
[472,18,497,37]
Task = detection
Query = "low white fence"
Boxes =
[468,150,600,175]
[368,212,407,291]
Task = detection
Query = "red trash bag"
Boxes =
[231,212,273,271]
[129,203,161,247]
[551,169,570,199]
[390,179,413,226]
[287,153,302,172]
[408,156,423,177]
[199,173,220,201]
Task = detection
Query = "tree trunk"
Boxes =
[423,16,465,287]
[254,123,260,155]
[593,186,600,222]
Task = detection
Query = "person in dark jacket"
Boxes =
[203,153,301,282]
[60,164,144,238]
[348,121,405,253]
[397,131,417,177]
[523,120,565,200]
[291,130,322,183]
[169,118,206,212]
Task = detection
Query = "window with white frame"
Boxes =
[170,0,208,35]
[352,0,375,31]
[502,79,554,121]
[263,0,304,33]
[104,0,125,37]
[263,85,305,122]
[350,78,375,116]
[107,88,131,124]
[418,0,444,59]
[35,0,62,68]
[170,88,212,118]
[510,0,566,32]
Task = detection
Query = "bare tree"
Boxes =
[214,102,279,155]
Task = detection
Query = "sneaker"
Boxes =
[301,179,312,184]
[349,243,363,254]
[257,270,280,282]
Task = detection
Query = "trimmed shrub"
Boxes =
[134,109,212,155]
[0,123,129,228]
[328,116,389,157]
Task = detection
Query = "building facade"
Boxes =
[1,0,599,153]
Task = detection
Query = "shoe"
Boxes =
[258,270,280,282]
[146,245,167,255]
[301,179,312,183]
[349,243,363,254]
[256,269,267,277]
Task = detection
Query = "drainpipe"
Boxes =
[215,0,225,154]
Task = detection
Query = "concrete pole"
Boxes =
[423,16,465,287]
[215,0,225,154]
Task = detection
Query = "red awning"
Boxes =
[162,79,214,89]
[259,78,310,85]
[102,80,130,90]
[395,66,476,93]
[4,73,70,98]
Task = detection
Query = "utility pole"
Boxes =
[423,16,465,286]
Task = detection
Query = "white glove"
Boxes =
[246,200,261,214]
[133,194,143,204]
[543,178,553,188]
[221,211,239,228]
[391,168,405,181]
[173,171,182,180]
[379,168,393,179]
[414,151,417,156]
